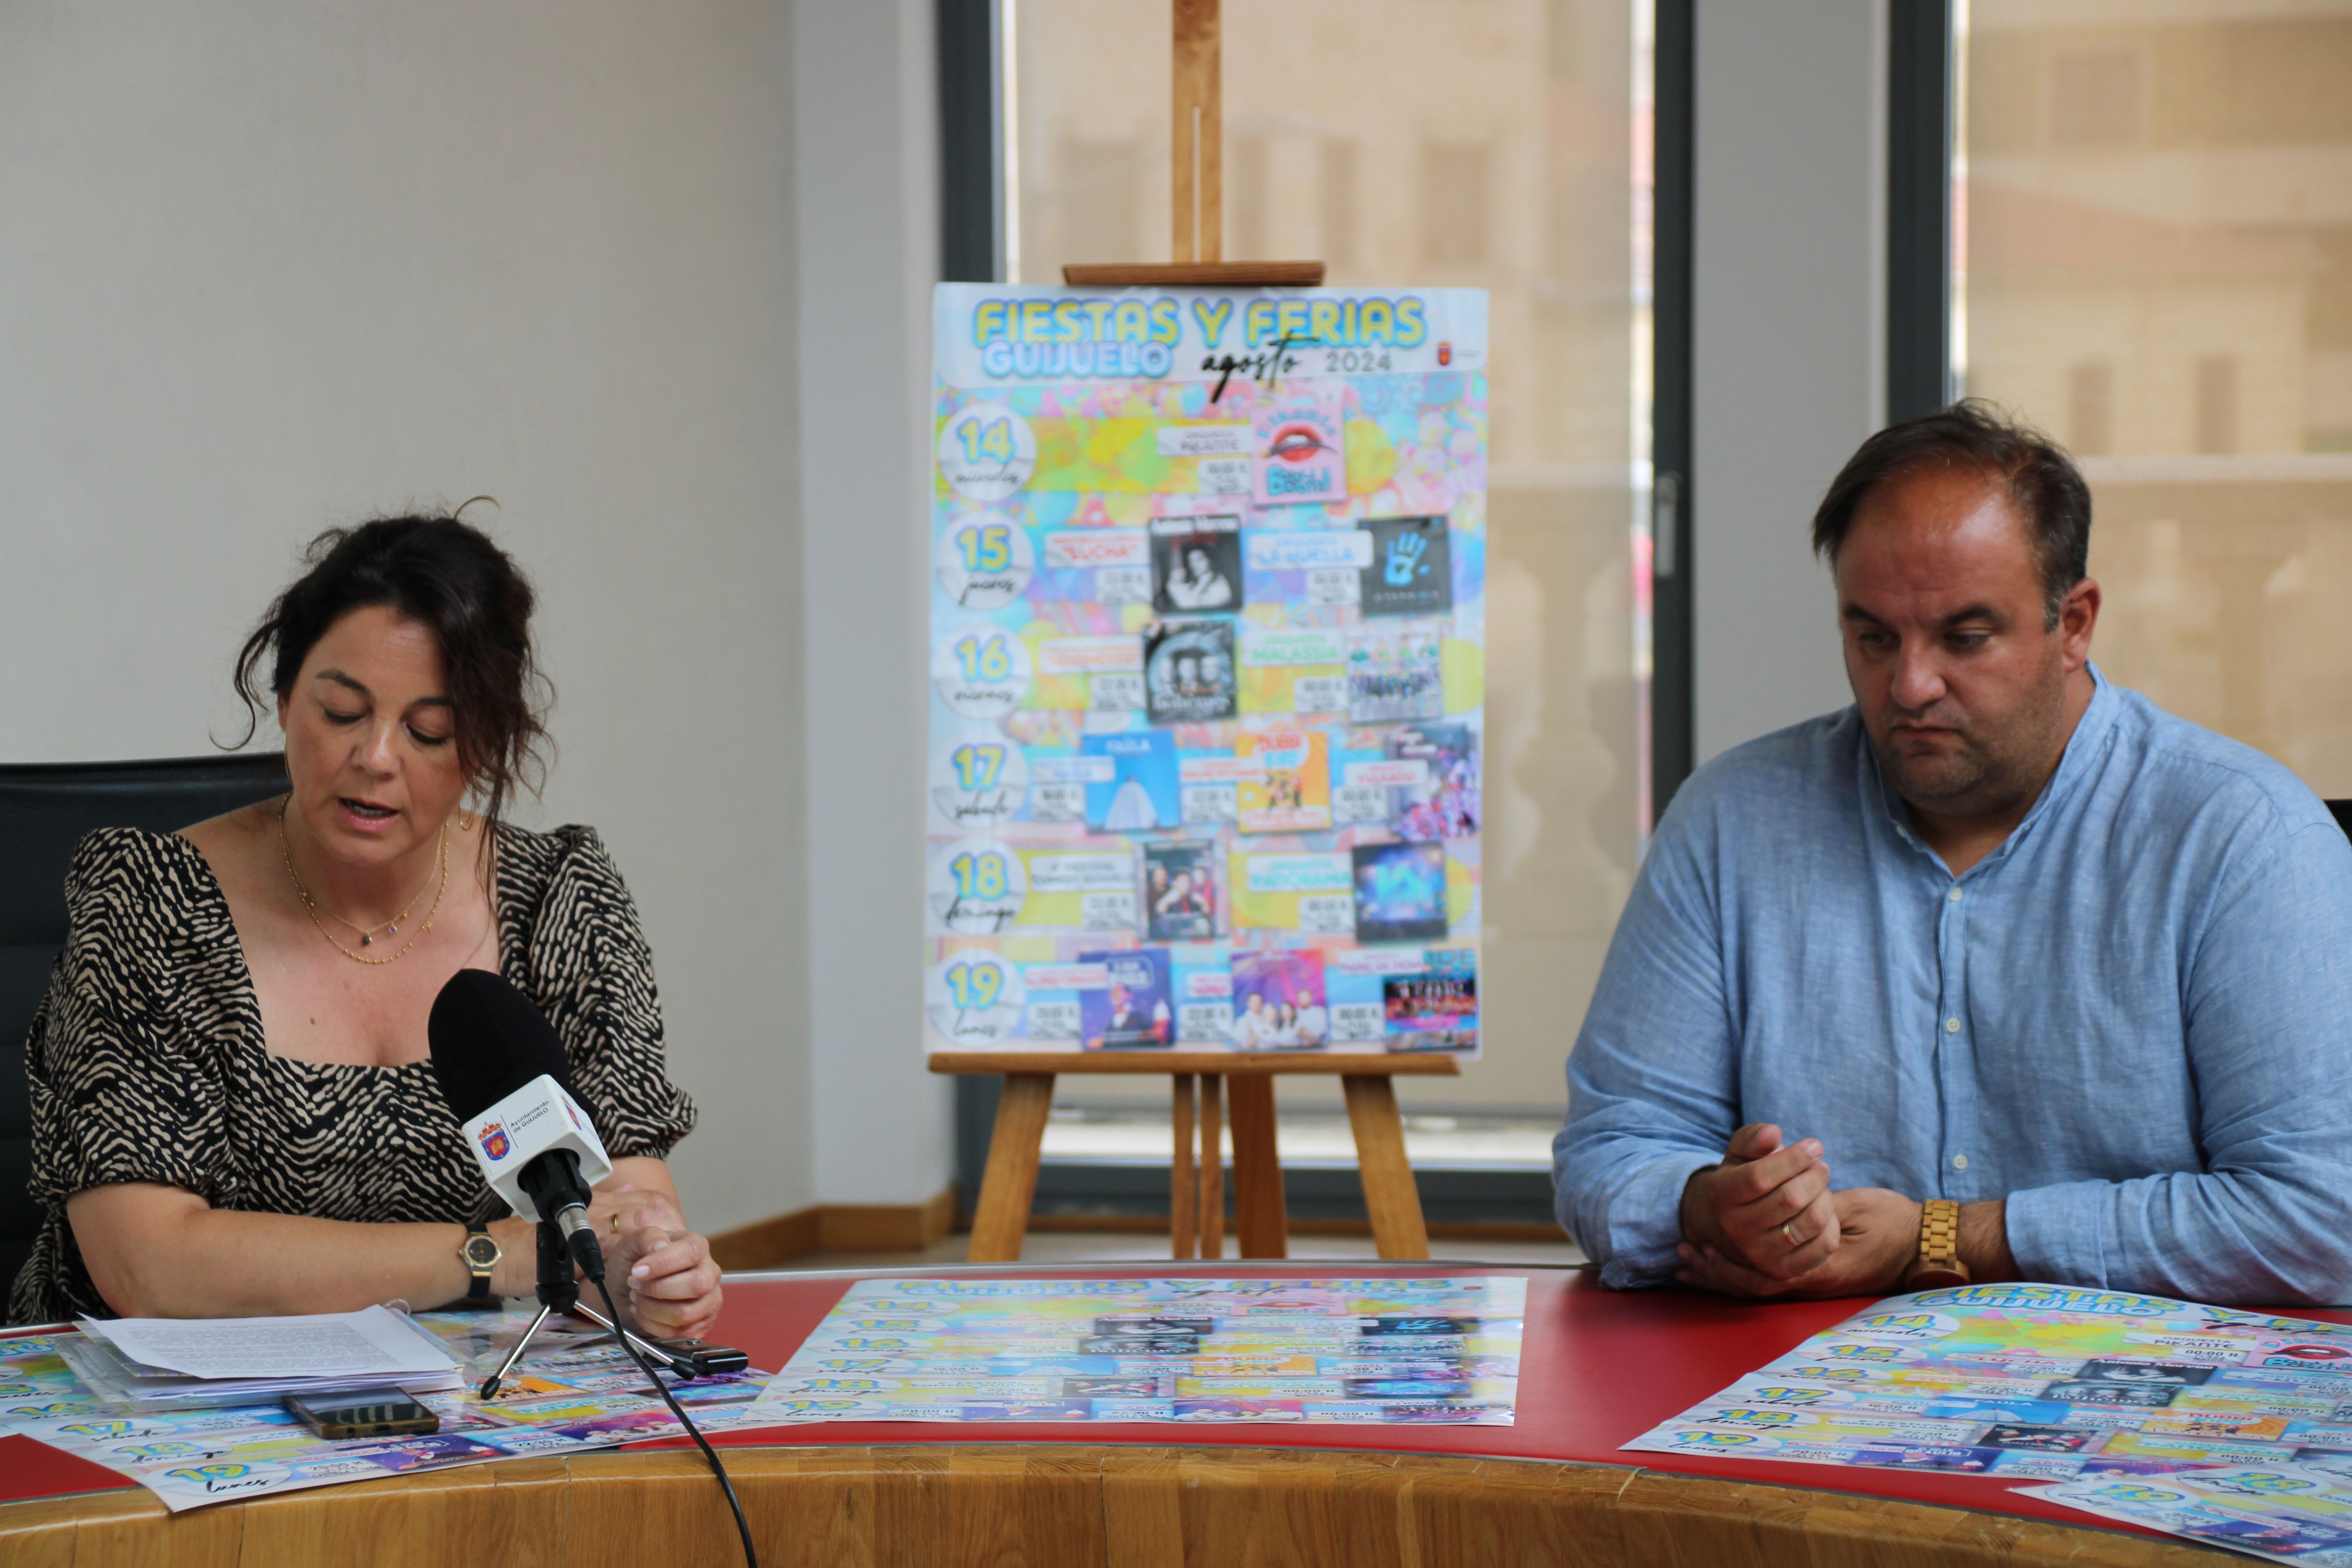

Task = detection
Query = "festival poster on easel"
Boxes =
[925,285,1488,1057]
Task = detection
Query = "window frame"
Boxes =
[935,0,1692,1230]
[1651,0,1695,813]
[1887,0,1955,423]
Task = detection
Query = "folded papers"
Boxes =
[2,1306,775,1511]
[63,1307,463,1413]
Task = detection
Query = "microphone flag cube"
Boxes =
[463,1073,613,1221]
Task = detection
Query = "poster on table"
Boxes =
[1621,1283,2352,1560]
[1625,1285,2352,1484]
[924,284,1488,1056]
[745,1275,1523,1426]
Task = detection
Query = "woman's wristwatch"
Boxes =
[460,1225,503,1302]
[1901,1198,1970,1290]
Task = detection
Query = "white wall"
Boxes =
[791,0,953,1206]
[1691,0,1887,761]
[0,1,813,1233]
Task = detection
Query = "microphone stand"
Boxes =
[477,1221,578,1399]
[477,1220,697,1398]
[473,1216,763,1566]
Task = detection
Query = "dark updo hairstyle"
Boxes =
[232,507,554,833]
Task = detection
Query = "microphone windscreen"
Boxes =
[428,969,573,1122]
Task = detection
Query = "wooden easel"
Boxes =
[934,1051,1459,1263]
[933,0,1463,1267]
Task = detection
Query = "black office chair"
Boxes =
[2332,801,2352,844]
[1,755,289,1300]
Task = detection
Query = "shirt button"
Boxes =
[1953,1154,1970,1171]
[1945,1016,1961,1033]
[1947,886,1963,902]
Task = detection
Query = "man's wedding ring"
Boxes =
[1782,1220,1802,1247]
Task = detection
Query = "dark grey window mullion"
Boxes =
[937,0,1001,285]
[1651,0,1696,816]
[1887,0,1955,423]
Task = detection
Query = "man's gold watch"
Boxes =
[1902,1198,1970,1290]
[460,1225,502,1303]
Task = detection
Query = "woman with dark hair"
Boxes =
[7,513,721,1333]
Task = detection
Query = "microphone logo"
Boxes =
[478,1122,511,1161]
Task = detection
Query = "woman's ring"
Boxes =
[1782,1220,1803,1247]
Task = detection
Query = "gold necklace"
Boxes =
[279,802,450,966]
[311,849,434,946]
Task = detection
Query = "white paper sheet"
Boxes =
[4,1308,777,1512]
[78,1306,460,1381]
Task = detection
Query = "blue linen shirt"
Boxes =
[1553,667,2352,1306]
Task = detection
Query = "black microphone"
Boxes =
[428,970,607,1278]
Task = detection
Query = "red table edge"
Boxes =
[10,1261,2332,1555]
[0,1266,1583,1510]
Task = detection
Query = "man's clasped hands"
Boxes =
[1675,1124,2015,1298]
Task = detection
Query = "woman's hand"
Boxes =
[580,1178,720,1338]
[584,1180,667,1243]
[603,1222,723,1339]
[578,1160,722,1339]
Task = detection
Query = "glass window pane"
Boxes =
[1960,1,2352,793]
[1009,0,1652,1114]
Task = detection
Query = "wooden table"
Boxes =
[0,1441,2228,1566]
[0,1264,2257,1566]
[929,1052,1461,1263]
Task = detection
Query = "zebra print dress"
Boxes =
[8,822,696,1324]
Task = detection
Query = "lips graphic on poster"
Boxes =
[1252,388,1348,506]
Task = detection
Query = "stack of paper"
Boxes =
[2,1305,780,1512]
[60,1306,464,1412]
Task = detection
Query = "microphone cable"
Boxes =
[588,1270,759,1568]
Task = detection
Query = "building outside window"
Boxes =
[1959,0,2352,791]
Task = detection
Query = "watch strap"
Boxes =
[1903,1198,1970,1290]
[462,1225,497,1301]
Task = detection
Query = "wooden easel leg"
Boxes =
[1199,1074,1225,1259]
[1171,0,1222,265]
[1343,1075,1430,1260]
[1171,1074,1198,1261]
[967,1073,1055,1263]
[1227,1074,1287,1258]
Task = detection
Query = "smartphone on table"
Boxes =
[283,1388,440,1441]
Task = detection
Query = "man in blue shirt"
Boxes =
[1553,402,2352,1307]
